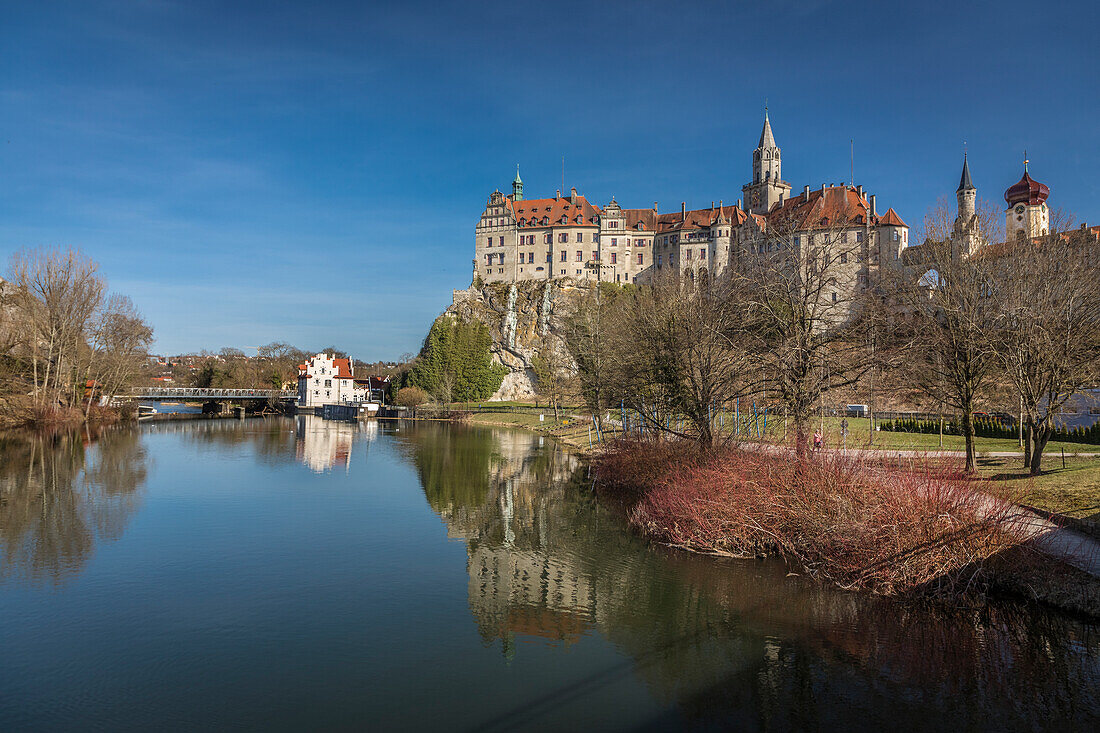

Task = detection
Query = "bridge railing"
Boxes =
[130,387,298,399]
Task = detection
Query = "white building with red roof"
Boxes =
[297,353,388,408]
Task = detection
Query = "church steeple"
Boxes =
[511,165,523,201]
[955,151,976,233]
[742,104,790,215]
[758,109,776,149]
[753,107,781,184]
[957,151,975,193]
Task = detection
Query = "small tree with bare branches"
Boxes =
[989,210,1100,474]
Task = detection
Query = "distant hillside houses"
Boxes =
[296,352,389,408]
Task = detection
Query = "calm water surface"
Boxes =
[1,417,1098,731]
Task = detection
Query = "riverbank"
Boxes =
[592,439,1100,618]
[0,402,124,432]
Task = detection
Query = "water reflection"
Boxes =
[1,418,1097,729]
[0,427,148,585]
[295,416,377,473]
[394,421,1100,730]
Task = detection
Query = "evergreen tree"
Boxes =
[408,316,507,402]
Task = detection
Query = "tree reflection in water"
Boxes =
[0,426,148,585]
[395,421,1100,730]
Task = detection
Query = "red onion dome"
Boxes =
[1004,165,1049,206]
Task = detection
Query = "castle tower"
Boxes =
[742,108,791,215]
[1004,156,1049,242]
[512,165,523,201]
[955,152,976,233]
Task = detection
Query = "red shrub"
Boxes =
[595,441,1021,598]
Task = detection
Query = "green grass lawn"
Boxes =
[739,415,1096,455]
[978,455,1100,520]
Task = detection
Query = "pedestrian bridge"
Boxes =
[130,387,298,401]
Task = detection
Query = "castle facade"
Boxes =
[473,112,910,291]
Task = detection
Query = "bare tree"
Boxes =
[531,337,572,422]
[563,282,624,433]
[885,198,1003,473]
[83,295,154,416]
[737,189,878,457]
[616,271,757,448]
[989,210,1100,474]
[7,248,105,410]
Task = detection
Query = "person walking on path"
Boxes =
[813,431,823,451]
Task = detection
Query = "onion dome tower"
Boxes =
[1004,156,1049,241]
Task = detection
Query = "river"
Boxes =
[0,417,1097,730]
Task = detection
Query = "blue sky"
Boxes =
[1,0,1096,360]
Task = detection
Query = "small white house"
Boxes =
[297,353,375,408]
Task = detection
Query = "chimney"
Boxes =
[570,187,577,204]
[820,183,826,194]
[803,184,810,201]
[556,189,560,199]
[653,201,658,214]
[737,198,743,210]
[681,202,686,218]
[870,194,877,217]
[711,201,715,209]
[856,185,863,198]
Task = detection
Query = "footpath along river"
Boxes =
[0,417,1098,730]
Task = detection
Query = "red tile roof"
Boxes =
[767,186,904,230]
[879,207,907,227]
[624,205,747,234]
[510,196,601,228]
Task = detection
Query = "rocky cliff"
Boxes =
[445,280,588,400]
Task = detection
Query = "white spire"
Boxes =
[758,108,776,149]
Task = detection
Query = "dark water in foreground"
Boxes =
[0,417,1097,731]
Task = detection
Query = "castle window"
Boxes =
[519,253,524,264]
[610,252,617,264]
[558,233,567,243]
[637,253,644,265]
[611,238,617,247]
[592,250,600,260]
[700,249,706,260]
[486,237,492,246]
[840,252,847,264]
[499,237,504,246]
[528,251,534,262]
[576,250,583,262]
[577,233,584,242]
[560,251,567,262]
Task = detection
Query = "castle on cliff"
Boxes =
[474,110,910,292]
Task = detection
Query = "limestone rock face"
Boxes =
[446,281,586,401]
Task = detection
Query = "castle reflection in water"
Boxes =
[2,418,1097,729]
